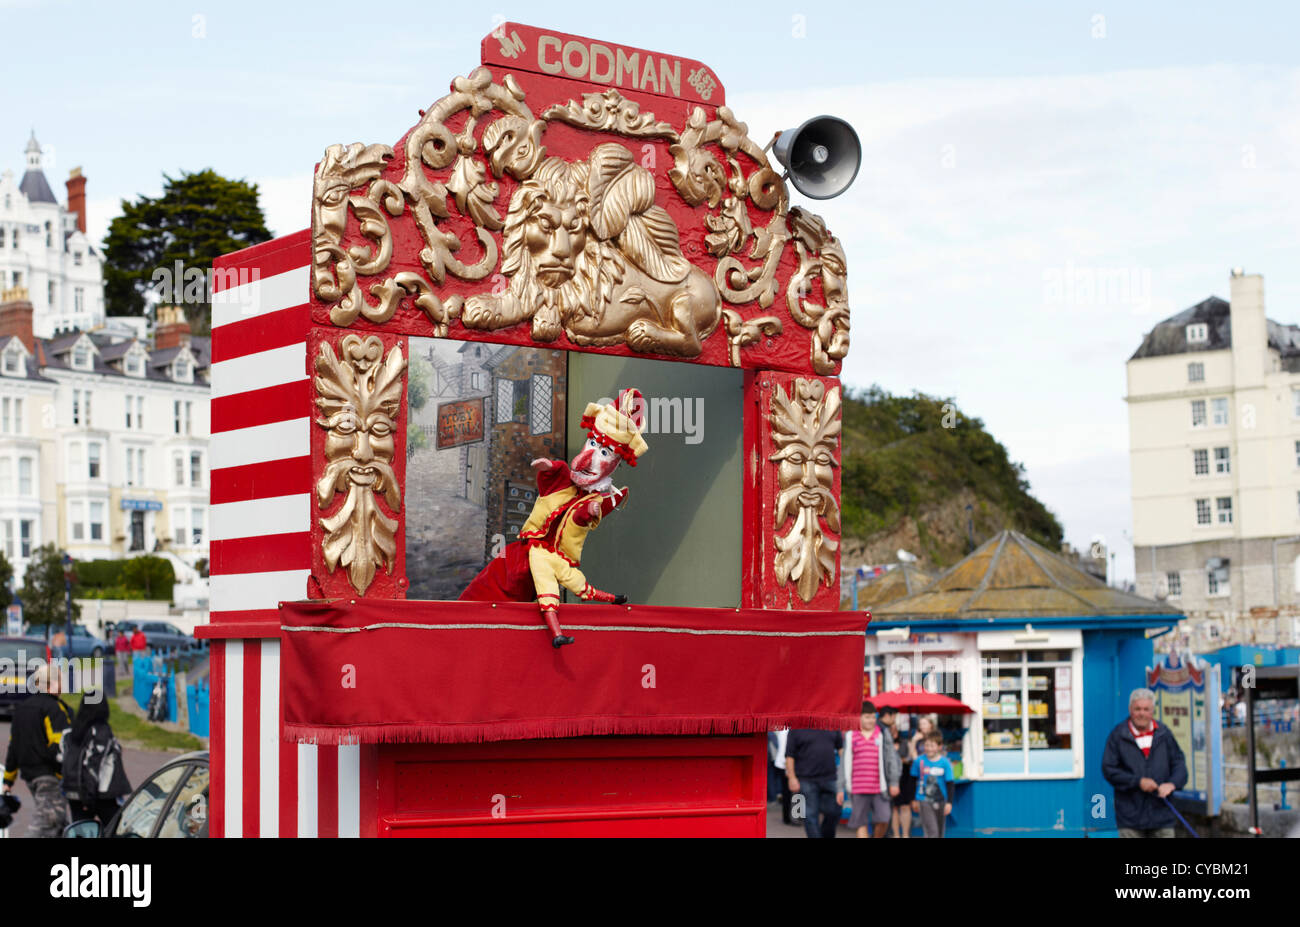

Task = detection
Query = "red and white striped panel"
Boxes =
[208,232,376,837]
[211,639,377,837]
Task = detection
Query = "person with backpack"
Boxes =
[62,692,131,828]
[2,664,73,837]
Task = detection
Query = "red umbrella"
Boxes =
[869,684,973,714]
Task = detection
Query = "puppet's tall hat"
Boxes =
[581,388,649,465]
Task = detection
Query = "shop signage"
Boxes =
[120,499,163,511]
[879,631,962,652]
[1146,650,1222,815]
[436,398,485,449]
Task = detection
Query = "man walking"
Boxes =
[1102,687,1188,837]
[2,664,73,837]
[785,727,844,838]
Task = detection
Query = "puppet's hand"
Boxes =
[586,499,603,520]
[530,458,558,471]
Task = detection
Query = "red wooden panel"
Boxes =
[212,229,310,286]
[210,642,225,838]
[210,457,310,505]
[376,734,765,837]
[211,532,311,575]
[241,643,261,838]
[211,380,309,433]
[308,327,408,601]
[211,303,309,363]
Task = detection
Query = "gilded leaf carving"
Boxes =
[314,335,406,595]
[769,379,841,603]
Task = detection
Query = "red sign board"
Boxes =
[436,398,485,449]
[482,21,725,104]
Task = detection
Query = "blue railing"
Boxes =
[186,679,210,738]
[132,653,177,723]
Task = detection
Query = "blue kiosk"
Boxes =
[863,531,1183,837]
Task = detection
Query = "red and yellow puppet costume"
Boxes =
[459,388,648,647]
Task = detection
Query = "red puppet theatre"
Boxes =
[460,388,649,646]
[204,22,868,837]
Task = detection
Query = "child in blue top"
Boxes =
[910,731,954,838]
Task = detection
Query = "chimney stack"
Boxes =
[65,167,86,235]
[154,304,192,351]
[0,287,35,355]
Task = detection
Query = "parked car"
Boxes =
[63,624,109,658]
[65,751,208,838]
[114,621,196,652]
[0,636,52,716]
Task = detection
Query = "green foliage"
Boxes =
[408,425,428,452]
[78,586,147,601]
[120,556,175,600]
[0,550,12,613]
[102,169,272,335]
[73,558,127,592]
[19,544,79,631]
[840,386,1063,560]
[408,351,432,412]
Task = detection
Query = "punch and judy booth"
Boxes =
[201,24,866,836]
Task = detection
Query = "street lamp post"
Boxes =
[62,552,75,645]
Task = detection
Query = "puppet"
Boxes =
[459,388,648,647]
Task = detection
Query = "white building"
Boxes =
[0,133,105,337]
[0,291,209,585]
[1126,270,1300,647]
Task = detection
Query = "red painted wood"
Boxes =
[212,229,310,288]
[211,303,309,363]
[279,735,298,839]
[197,616,281,638]
[317,744,338,838]
[308,327,408,602]
[741,369,761,609]
[304,63,829,377]
[210,642,225,838]
[210,457,310,505]
[481,22,725,105]
[241,642,261,837]
[211,380,308,434]
[375,734,765,837]
[756,372,843,611]
[359,744,379,838]
[211,532,311,575]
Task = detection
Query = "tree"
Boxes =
[122,556,175,600]
[19,544,78,635]
[102,169,273,335]
[0,550,12,614]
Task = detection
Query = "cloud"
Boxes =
[729,65,1300,564]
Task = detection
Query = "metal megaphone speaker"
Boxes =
[772,115,862,200]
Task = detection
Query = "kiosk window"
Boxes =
[981,648,1074,776]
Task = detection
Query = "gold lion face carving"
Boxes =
[770,379,841,603]
[314,335,406,594]
[461,144,722,356]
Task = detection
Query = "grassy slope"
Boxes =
[840,386,1063,569]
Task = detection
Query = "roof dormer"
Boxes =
[172,351,194,383]
[124,341,147,378]
[69,333,96,370]
[1,338,27,378]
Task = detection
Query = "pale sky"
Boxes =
[6,0,1300,584]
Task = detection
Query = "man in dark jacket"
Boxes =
[1102,687,1187,837]
[2,664,73,837]
[784,728,844,838]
